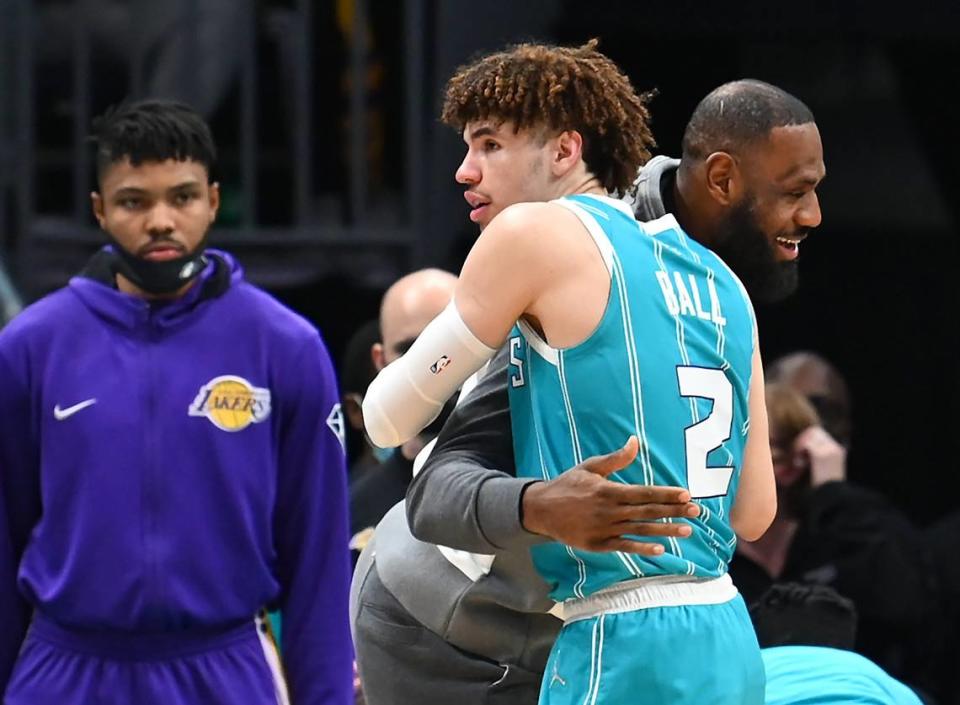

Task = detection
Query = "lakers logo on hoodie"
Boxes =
[189,375,272,431]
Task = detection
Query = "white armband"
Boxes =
[362,301,497,448]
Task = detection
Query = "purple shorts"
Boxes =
[4,613,288,705]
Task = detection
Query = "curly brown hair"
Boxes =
[441,39,656,196]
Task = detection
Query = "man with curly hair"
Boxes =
[360,41,822,704]
[351,41,700,705]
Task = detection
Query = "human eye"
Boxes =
[118,196,143,210]
[172,191,197,206]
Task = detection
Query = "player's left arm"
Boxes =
[362,203,557,448]
[731,344,778,541]
[273,332,353,705]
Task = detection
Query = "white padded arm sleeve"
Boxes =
[362,301,497,448]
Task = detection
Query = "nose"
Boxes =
[145,202,176,235]
[796,192,822,229]
[455,152,479,185]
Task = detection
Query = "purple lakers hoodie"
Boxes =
[0,249,353,704]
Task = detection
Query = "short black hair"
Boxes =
[90,99,217,184]
[681,80,815,160]
[749,582,858,650]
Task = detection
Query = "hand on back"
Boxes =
[521,436,700,555]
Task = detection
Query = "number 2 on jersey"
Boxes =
[677,366,734,499]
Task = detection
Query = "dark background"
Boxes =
[1,0,957,524]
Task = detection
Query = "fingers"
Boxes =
[604,483,693,506]
[580,519,694,554]
[616,520,693,538]
[792,426,841,454]
[592,538,668,556]
[581,436,639,477]
[611,502,700,522]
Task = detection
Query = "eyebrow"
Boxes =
[112,181,202,196]
[112,187,148,197]
[777,165,827,185]
[466,125,499,142]
[782,177,824,189]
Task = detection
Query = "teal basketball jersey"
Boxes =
[508,194,757,601]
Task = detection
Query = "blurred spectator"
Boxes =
[750,582,858,651]
[348,268,457,558]
[750,583,925,705]
[731,382,939,698]
[340,319,383,481]
[766,350,852,448]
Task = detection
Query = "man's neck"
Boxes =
[557,174,605,201]
[672,165,720,249]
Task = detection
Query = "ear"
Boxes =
[552,130,584,177]
[91,191,107,229]
[371,342,386,371]
[208,182,221,224]
[703,152,742,206]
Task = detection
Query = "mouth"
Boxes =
[140,244,185,262]
[774,234,807,261]
[463,192,491,224]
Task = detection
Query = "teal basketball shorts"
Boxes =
[541,574,764,705]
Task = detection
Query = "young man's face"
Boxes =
[91,158,219,259]
[455,120,556,230]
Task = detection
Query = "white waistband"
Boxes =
[557,573,738,624]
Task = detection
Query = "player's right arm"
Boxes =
[730,345,777,541]
[363,202,560,448]
[0,339,38,690]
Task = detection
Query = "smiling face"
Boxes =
[711,123,825,302]
[454,120,559,230]
[91,158,219,263]
[739,123,825,262]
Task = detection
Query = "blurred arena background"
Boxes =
[1,0,958,525]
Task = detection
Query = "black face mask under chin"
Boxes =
[110,243,208,295]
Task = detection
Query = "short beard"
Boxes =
[711,198,799,304]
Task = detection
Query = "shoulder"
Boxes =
[228,282,327,349]
[0,287,79,351]
[490,200,582,234]
[475,200,592,263]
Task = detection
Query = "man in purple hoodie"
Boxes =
[0,100,353,705]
